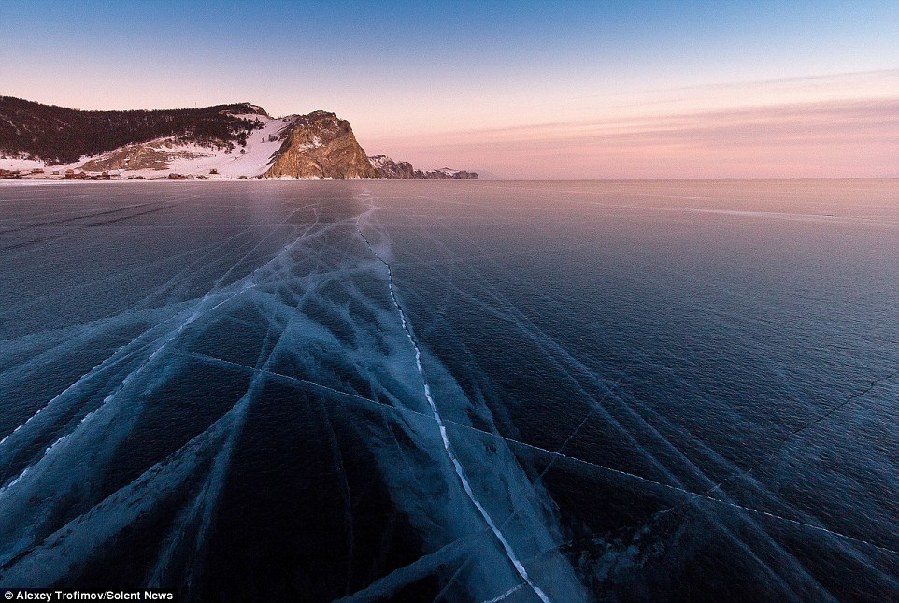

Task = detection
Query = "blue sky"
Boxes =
[1,1,897,176]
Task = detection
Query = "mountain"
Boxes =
[0,96,476,180]
[0,96,266,164]
[264,111,378,179]
[368,154,416,179]
[367,155,478,179]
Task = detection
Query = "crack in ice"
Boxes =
[189,347,899,558]
[0,280,257,499]
[356,223,552,603]
[705,370,899,498]
[504,437,899,557]
[481,583,524,603]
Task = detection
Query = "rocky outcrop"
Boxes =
[368,154,477,179]
[417,167,478,179]
[263,111,378,179]
[368,154,416,179]
[79,139,212,172]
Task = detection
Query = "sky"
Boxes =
[1,0,897,178]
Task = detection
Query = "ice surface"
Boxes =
[0,180,896,600]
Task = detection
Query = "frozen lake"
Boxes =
[0,180,896,601]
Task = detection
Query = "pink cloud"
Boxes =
[367,98,899,178]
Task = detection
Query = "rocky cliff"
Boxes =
[368,154,416,179]
[263,111,378,179]
[368,154,477,179]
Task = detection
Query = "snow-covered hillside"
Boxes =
[3,115,291,179]
[1,97,477,180]
[130,116,293,179]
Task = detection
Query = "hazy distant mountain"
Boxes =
[0,96,476,180]
[367,154,478,179]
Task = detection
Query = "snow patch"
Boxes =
[0,157,46,171]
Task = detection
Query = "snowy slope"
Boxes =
[2,115,293,179]
[165,117,292,178]
[0,156,46,172]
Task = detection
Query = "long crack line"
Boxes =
[357,225,551,603]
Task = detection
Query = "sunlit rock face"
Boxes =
[368,154,479,179]
[263,111,379,179]
[368,154,416,179]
